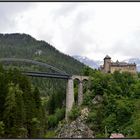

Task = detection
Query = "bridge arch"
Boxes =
[72,75,89,105]
[72,75,89,81]
[66,75,89,120]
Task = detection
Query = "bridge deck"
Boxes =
[22,71,71,79]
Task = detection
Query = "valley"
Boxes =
[0,33,139,138]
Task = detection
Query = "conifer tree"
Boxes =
[3,83,27,138]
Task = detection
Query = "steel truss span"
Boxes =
[22,71,70,79]
[0,58,67,75]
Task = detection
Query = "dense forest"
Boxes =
[0,66,46,138]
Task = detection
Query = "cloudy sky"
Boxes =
[1,2,140,61]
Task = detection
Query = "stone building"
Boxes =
[100,55,136,74]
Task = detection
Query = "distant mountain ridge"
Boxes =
[73,55,103,69]
[73,55,140,72]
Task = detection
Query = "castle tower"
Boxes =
[104,55,111,73]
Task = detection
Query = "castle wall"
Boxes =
[110,65,136,74]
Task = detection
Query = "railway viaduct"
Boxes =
[0,58,89,120]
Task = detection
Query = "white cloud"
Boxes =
[0,3,33,32]
[1,2,140,61]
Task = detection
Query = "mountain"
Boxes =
[73,55,103,69]
[0,33,85,74]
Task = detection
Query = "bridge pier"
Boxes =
[78,80,83,106]
[65,76,89,120]
[65,78,74,120]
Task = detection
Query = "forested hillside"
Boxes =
[0,33,85,74]
[81,68,140,138]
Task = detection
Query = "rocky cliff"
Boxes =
[56,108,94,138]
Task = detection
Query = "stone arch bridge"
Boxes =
[0,58,89,119]
[66,75,89,119]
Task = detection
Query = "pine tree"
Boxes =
[3,83,27,138]
[3,83,17,137]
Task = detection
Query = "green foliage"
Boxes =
[82,66,94,76]
[47,108,65,129]
[130,82,140,98]
[130,100,140,137]
[116,99,134,124]
[47,115,58,129]
[0,66,8,120]
[0,66,47,138]
[102,113,118,133]
[44,130,56,138]
[0,121,5,137]
[46,86,65,114]
[3,83,26,138]
[95,133,105,138]
[68,105,81,121]
[133,118,140,137]
[83,70,140,138]
[30,117,41,138]
[73,81,77,103]
[55,108,65,121]
[83,90,94,106]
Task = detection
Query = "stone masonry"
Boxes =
[65,75,89,120]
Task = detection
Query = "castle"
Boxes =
[100,55,136,74]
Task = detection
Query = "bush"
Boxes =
[44,130,56,138]
[83,90,93,106]
[87,111,97,123]
[122,126,134,137]
[95,133,105,138]
[55,108,65,121]
[47,115,58,129]
[68,106,80,121]
[47,108,65,129]
[133,118,140,137]
[102,113,118,133]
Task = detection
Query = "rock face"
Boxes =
[92,95,103,105]
[57,108,94,138]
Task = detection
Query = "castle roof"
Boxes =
[104,55,111,59]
